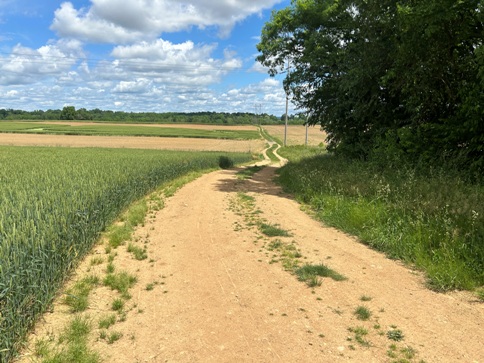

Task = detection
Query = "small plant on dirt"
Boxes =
[295,263,346,287]
[33,338,52,358]
[107,224,132,248]
[268,239,283,250]
[146,283,155,291]
[348,326,370,347]
[98,314,117,329]
[387,328,405,341]
[111,298,125,312]
[259,222,291,237]
[387,344,398,359]
[127,243,148,260]
[306,275,322,287]
[103,271,137,299]
[218,155,234,169]
[360,295,372,302]
[401,346,417,359]
[237,192,255,204]
[282,257,300,271]
[63,275,99,312]
[149,194,164,211]
[53,316,100,362]
[106,331,123,344]
[106,262,115,274]
[90,256,104,266]
[354,306,372,321]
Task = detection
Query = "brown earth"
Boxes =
[0,133,265,153]
[12,130,484,363]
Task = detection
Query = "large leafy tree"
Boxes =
[257,0,484,171]
[391,0,484,170]
[60,106,76,120]
[257,0,404,156]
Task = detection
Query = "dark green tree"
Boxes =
[60,106,76,120]
[389,0,484,170]
[257,0,484,171]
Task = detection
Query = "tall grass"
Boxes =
[277,149,484,291]
[0,146,251,362]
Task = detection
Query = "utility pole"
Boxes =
[284,57,290,147]
[254,103,262,125]
[305,122,308,145]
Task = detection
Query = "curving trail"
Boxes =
[16,133,483,363]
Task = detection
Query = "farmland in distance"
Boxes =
[0,122,266,153]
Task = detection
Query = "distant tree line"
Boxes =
[0,107,308,125]
[257,0,484,174]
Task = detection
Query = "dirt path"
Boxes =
[18,159,483,362]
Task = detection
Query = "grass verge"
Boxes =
[276,150,484,291]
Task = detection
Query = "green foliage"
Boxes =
[218,155,234,169]
[475,288,484,301]
[259,222,291,237]
[103,271,137,299]
[63,276,99,313]
[105,331,123,344]
[127,243,148,261]
[387,329,405,342]
[277,145,326,163]
[0,146,252,362]
[257,0,484,174]
[295,263,346,286]
[0,109,281,124]
[348,326,371,347]
[108,224,132,248]
[126,199,148,227]
[277,153,484,291]
[98,314,116,330]
[34,316,102,363]
[111,299,125,312]
[354,306,372,321]
[60,106,76,120]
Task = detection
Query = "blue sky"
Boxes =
[0,0,295,116]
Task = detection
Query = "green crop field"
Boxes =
[0,121,260,140]
[0,146,252,361]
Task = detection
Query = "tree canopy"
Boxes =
[0,108,285,125]
[257,0,484,173]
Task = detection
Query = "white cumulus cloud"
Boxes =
[51,0,283,43]
[113,78,152,93]
[106,39,242,86]
[0,39,84,85]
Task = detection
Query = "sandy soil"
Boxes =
[0,133,265,153]
[16,152,484,363]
